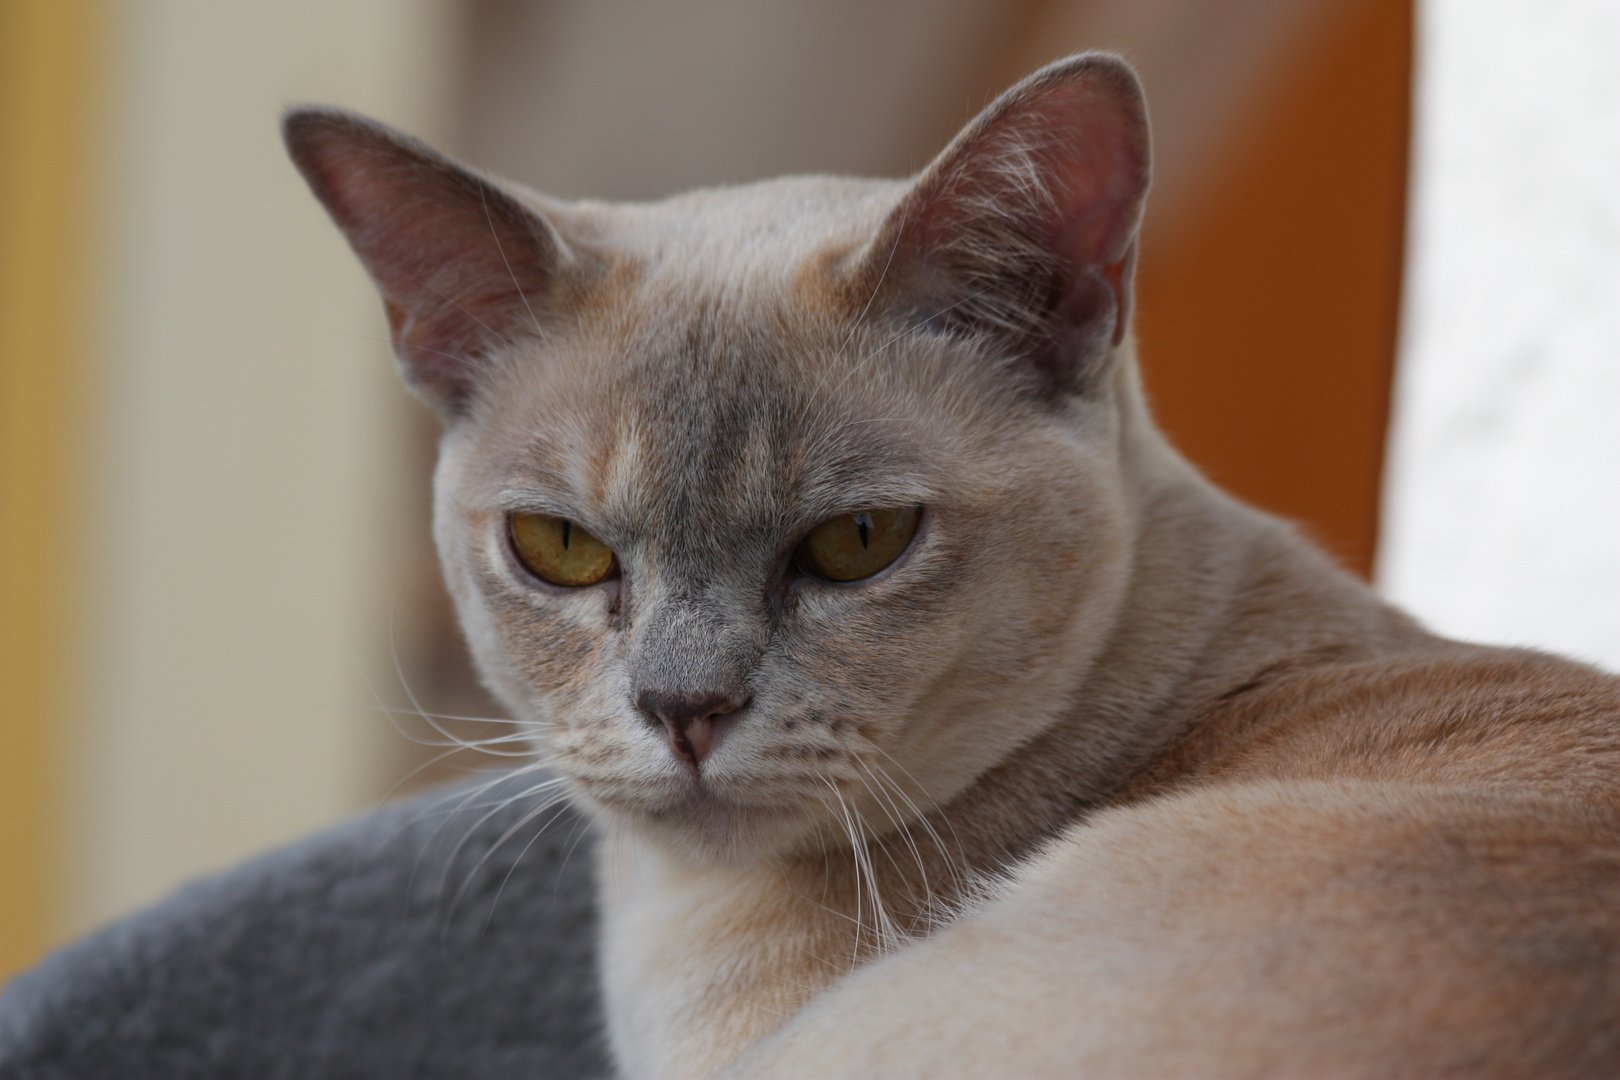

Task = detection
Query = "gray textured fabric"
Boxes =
[0,772,609,1079]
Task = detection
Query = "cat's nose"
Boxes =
[636,691,745,769]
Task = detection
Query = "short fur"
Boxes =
[285,54,1620,1078]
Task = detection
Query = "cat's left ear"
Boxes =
[283,107,569,417]
[864,53,1150,396]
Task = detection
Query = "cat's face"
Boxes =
[287,55,1150,861]
[431,186,1137,857]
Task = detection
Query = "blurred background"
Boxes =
[3,0,1616,981]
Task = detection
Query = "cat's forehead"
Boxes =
[484,297,951,522]
[554,175,908,290]
[494,176,940,427]
[460,176,1023,535]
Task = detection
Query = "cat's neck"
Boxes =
[1110,350,1431,736]
[933,353,1421,861]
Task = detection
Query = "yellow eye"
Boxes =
[795,506,920,582]
[508,513,616,587]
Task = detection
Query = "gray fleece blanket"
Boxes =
[0,772,609,1079]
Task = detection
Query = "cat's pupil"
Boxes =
[856,513,870,548]
[562,520,572,549]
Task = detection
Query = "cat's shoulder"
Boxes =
[1126,642,1620,805]
[733,776,1620,1077]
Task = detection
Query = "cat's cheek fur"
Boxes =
[431,436,618,735]
[810,430,1133,818]
[890,487,1133,804]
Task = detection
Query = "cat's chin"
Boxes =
[587,782,822,863]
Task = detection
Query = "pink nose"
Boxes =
[636,692,744,769]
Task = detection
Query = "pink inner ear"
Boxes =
[1044,89,1152,268]
[912,66,1149,276]
[857,56,1149,393]
[285,108,559,412]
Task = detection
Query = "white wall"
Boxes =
[78,0,458,932]
[1380,0,1620,673]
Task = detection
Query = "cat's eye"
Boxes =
[795,506,921,582]
[508,512,617,587]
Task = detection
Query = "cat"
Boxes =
[285,52,1620,1078]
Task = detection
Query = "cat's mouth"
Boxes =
[578,770,815,852]
[604,781,790,824]
[655,787,791,824]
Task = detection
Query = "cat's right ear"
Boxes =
[283,107,566,416]
[858,53,1150,398]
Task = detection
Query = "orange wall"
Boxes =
[1133,0,1412,579]
[1,0,102,979]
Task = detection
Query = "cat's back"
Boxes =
[734,775,1620,1078]
[1130,641,1620,810]
[730,646,1620,1078]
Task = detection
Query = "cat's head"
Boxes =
[286,54,1151,861]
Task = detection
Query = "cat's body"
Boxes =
[286,55,1620,1078]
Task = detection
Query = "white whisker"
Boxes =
[477,798,581,932]
[479,183,548,345]
[853,757,936,931]
[447,789,575,924]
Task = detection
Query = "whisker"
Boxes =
[358,617,544,804]
[848,765,915,883]
[822,780,866,964]
[384,742,542,810]
[437,776,573,896]
[353,616,558,814]
[866,742,968,870]
[357,704,548,728]
[447,789,575,926]
[864,757,954,873]
[405,767,561,894]
[478,798,580,933]
[832,776,902,960]
[552,805,604,903]
[479,183,548,344]
[853,757,936,932]
[396,765,557,899]
[385,617,521,756]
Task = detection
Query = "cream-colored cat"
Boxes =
[285,54,1620,1078]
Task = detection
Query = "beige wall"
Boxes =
[459,0,1337,220]
[70,0,460,935]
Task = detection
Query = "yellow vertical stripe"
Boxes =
[1,0,102,979]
